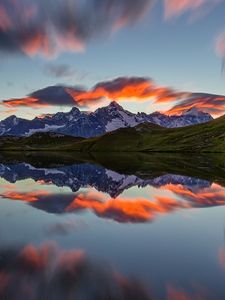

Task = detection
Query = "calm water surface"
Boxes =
[0,153,225,299]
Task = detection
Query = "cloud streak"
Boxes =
[0,0,153,58]
[215,31,225,74]
[2,75,225,116]
[44,63,75,78]
[1,76,186,110]
[0,0,224,67]
[3,75,225,116]
[164,0,224,19]
[165,93,225,115]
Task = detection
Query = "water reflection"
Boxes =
[0,157,225,223]
[0,243,152,300]
[0,153,225,299]
[0,242,215,300]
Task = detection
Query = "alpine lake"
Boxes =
[0,151,225,299]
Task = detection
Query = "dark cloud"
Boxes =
[44,63,75,78]
[3,76,225,116]
[46,219,85,236]
[0,243,152,300]
[30,85,80,106]
[1,85,84,108]
[0,0,153,58]
[44,63,88,81]
[94,77,153,93]
[1,76,182,109]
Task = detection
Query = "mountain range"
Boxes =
[0,101,213,138]
[1,159,225,223]
[0,162,210,198]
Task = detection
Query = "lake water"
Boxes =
[0,152,225,299]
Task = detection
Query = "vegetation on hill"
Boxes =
[0,132,84,151]
[64,116,225,152]
[0,115,225,152]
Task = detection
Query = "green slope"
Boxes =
[1,115,225,152]
[0,132,84,151]
[68,116,225,152]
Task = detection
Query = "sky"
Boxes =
[1,0,225,120]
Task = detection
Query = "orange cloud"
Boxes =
[66,77,187,107]
[164,0,223,19]
[1,77,185,109]
[1,190,51,202]
[1,187,189,223]
[0,184,16,190]
[0,0,153,58]
[2,181,225,223]
[164,0,204,18]
[21,32,53,58]
[164,93,225,116]
[3,97,50,109]
[3,76,224,116]
[65,191,189,223]
[19,244,52,271]
[164,183,225,206]
[65,78,156,106]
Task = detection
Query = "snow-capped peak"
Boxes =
[5,115,18,121]
[70,107,80,115]
[182,107,204,117]
[107,101,123,110]
[4,115,19,126]
[0,102,213,138]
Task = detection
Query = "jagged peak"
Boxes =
[2,115,21,124]
[69,106,81,114]
[5,115,18,120]
[182,107,208,117]
[149,111,165,117]
[108,101,123,109]
[94,101,124,114]
[99,101,124,112]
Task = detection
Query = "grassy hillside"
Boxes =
[0,132,84,151]
[67,116,225,152]
[1,115,225,152]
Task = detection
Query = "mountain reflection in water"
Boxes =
[0,153,225,299]
[0,154,225,223]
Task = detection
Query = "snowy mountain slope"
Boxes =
[0,102,213,138]
[0,162,211,198]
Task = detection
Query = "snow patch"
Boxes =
[26,125,65,136]
[118,111,139,127]
[106,118,125,132]
[106,170,124,182]
[24,163,65,175]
